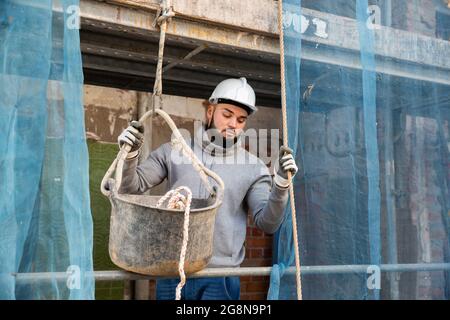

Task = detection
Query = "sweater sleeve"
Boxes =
[244,166,289,234]
[118,143,169,194]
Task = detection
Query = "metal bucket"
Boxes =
[101,109,224,276]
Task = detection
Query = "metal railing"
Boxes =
[12,263,450,282]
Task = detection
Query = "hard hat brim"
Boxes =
[209,98,257,115]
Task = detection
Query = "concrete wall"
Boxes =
[84,85,137,143]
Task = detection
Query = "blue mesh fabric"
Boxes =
[0,0,94,299]
[270,0,450,300]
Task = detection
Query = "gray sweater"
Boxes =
[119,126,289,267]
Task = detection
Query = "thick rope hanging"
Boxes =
[101,1,224,299]
[151,1,192,300]
[151,0,175,114]
[103,107,225,302]
[156,186,192,300]
[277,0,303,300]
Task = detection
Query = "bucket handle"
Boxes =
[101,109,225,203]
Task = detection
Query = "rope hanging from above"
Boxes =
[150,1,192,300]
[151,0,175,114]
[277,0,303,300]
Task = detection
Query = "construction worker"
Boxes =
[118,77,298,300]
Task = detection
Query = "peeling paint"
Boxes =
[84,104,134,143]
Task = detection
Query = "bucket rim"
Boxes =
[110,185,223,214]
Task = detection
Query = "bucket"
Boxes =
[101,109,224,276]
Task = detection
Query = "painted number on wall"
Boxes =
[283,11,329,39]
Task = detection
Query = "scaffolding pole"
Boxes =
[12,263,450,282]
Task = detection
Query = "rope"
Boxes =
[156,186,192,300]
[152,1,192,300]
[139,108,220,196]
[277,0,303,300]
[170,137,216,196]
[107,108,225,301]
[151,0,175,115]
[110,109,224,199]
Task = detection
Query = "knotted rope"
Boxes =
[156,186,193,300]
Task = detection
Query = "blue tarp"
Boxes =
[0,0,94,299]
[270,0,450,299]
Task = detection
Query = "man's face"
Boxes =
[206,103,248,139]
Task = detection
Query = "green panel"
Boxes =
[88,140,124,300]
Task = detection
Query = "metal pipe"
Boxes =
[12,263,450,282]
[384,0,392,27]
[162,44,207,74]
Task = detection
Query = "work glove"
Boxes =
[118,121,144,159]
[273,146,298,188]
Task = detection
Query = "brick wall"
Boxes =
[240,215,274,300]
[403,116,449,300]
[239,123,278,300]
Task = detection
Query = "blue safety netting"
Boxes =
[269,0,450,299]
[0,0,94,299]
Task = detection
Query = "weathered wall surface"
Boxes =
[84,85,138,143]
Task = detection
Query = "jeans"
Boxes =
[156,276,240,300]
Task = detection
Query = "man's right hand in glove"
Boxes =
[118,120,144,159]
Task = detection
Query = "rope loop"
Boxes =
[152,1,175,28]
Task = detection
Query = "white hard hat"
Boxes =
[209,77,257,115]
